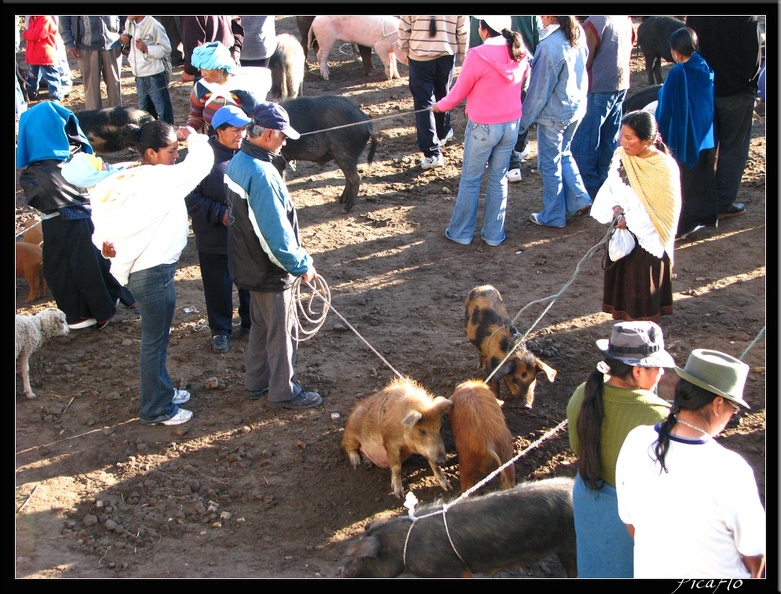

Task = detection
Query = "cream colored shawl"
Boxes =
[618,147,681,250]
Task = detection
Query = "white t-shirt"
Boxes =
[615,424,765,579]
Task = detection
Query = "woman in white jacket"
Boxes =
[63,121,213,425]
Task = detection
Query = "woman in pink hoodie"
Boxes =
[433,16,529,247]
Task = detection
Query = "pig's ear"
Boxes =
[401,410,423,427]
[432,396,454,415]
[536,359,557,382]
[496,358,516,378]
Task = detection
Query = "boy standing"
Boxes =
[23,16,63,102]
[121,15,174,124]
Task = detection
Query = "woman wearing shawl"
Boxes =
[16,102,134,329]
[185,41,270,134]
[590,110,682,322]
[655,27,717,238]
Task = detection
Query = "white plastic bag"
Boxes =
[608,227,636,261]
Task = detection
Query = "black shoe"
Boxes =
[211,334,229,353]
[245,387,269,400]
[717,203,746,219]
[268,390,323,409]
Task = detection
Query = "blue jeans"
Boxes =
[408,55,455,158]
[128,263,180,424]
[571,90,627,198]
[446,119,519,246]
[535,119,593,227]
[25,64,63,101]
[713,91,756,209]
[136,72,174,124]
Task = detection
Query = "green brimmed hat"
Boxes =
[674,349,750,409]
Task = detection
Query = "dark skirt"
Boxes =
[602,242,673,323]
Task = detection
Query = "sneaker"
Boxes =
[173,389,191,405]
[572,205,591,217]
[68,317,97,330]
[420,155,444,171]
[529,213,566,229]
[516,147,530,161]
[268,390,323,410]
[245,387,269,400]
[212,334,229,353]
[506,168,522,183]
[159,408,193,425]
[676,224,705,241]
[440,129,454,146]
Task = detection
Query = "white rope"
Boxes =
[485,219,618,385]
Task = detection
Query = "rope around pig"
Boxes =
[400,419,569,572]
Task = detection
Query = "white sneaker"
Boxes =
[506,168,522,183]
[516,147,530,161]
[69,318,97,330]
[173,389,190,405]
[440,129,454,146]
[160,408,193,425]
[421,155,444,170]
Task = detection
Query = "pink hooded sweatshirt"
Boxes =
[435,35,529,125]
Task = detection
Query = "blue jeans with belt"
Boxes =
[128,262,180,424]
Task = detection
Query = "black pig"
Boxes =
[637,16,686,85]
[337,477,577,578]
[75,107,154,154]
[274,95,377,212]
[622,84,662,114]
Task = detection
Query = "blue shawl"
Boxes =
[17,102,93,168]
[656,52,715,170]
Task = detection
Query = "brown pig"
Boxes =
[341,378,453,498]
[449,380,516,493]
[465,285,557,408]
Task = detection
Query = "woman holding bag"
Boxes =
[590,110,681,323]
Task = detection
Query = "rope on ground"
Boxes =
[289,275,408,382]
[740,325,765,361]
[485,218,619,385]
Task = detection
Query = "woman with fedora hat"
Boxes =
[616,349,765,578]
[566,321,675,577]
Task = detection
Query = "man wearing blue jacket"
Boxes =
[224,102,322,410]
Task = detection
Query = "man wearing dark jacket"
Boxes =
[686,16,762,219]
[224,102,322,410]
[185,106,252,353]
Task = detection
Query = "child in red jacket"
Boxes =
[23,16,63,102]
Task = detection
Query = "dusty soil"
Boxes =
[15,16,766,580]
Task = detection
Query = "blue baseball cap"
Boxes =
[251,102,300,140]
[211,105,252,129]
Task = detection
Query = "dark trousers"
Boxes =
[156,16,183,64]
[408,55,455,158]
[678,147,718,235]
[198,250,250,337]
[41,216,131,324]
[713,91,756,209]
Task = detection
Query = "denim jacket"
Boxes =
[519,25,588,131]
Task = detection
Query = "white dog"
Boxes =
[16,308,69,399]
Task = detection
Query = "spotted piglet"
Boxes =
[464,285,557,408]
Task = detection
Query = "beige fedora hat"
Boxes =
[674,349,751,409]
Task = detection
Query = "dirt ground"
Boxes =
[15,16,767,580]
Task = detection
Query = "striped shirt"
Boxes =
[398,16,468,63]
